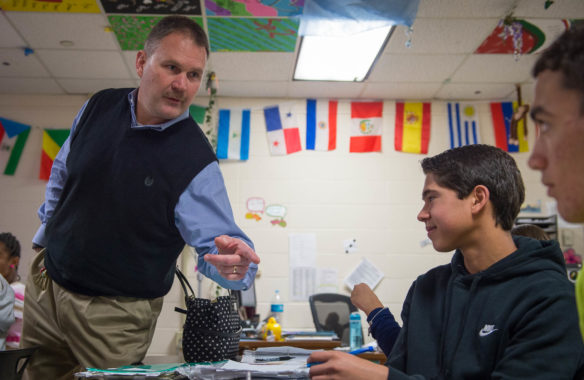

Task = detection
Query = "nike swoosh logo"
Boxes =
[479,328,498,337]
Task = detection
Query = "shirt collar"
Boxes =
[127,89,190,131]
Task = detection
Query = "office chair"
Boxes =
[308,293,361,346]
[0,346,38,380]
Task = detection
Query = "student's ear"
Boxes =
[470,185,490,214]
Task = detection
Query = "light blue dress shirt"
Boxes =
[33,90,257,290]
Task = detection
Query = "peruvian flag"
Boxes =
[350,101,383,153]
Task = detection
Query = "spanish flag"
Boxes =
[395,102,431,154]
[40,129,70,180]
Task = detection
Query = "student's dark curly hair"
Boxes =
[421,144,525,231]
[0,232,21,258]
[532,24,584,114]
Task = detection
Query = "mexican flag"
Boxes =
[0,117,31,175]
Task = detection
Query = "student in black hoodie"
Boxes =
[308,144,584,379]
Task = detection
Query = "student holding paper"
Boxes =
[308,144,584,379]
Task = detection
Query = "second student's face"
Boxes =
[417,174,475,252]
[528,70,584,223]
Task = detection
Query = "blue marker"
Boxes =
[307,346,375,367]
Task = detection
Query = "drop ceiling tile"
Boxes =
[369,54,465,82]
[387,19,498,54]
[416,0,513,18]
[6,13,118,50]
[515,0,584,18]
[36,50,132,79]
[361,82,441,100]
[209,52,294,81]
[0,13,26,48]
[57,78,139,95]
[288,81,364,99]
[435,83,516,100]
[0,77,63,94]
[215,80,289,98]
[451,54,538,83]
[0,48,50,77]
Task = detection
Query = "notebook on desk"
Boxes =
[283,331,339,341]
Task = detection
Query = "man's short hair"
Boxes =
[421,144,525,231]
[144,15,209,57]
[532,24,584,114]
[0,232,21,258]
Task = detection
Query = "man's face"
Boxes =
[528,70,584,223]
[135,32,206,125]
[417,174,475,253]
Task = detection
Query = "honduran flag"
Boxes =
[447,102,480,148]
[306,99,338,151]
[490,102,528,153]
[40,129,70,181]
[264,104,302,155]
[216,109,250,161]
[395,102,431,154]
[0,117,31,176]
[350,101,383,153]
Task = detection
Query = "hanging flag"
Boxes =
[350,101,383,153]
[189,104,207,125]
[216,108,251,161]
[264,104,302,155]
[447,102,481,148]
[306,99,338,151]
[0,117,31,176]
[490,101,529,153]
[40,129,70,181]
[395,102,431,154]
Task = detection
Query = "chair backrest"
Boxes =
[308,293,360,346]
[0,347,38,380]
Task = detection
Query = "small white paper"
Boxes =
[289,233,316,267]
[344,258,384,291]
[317,267,338,293]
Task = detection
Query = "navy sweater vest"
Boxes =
[45,88,217,298]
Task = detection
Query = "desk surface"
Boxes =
[239,340,387,363]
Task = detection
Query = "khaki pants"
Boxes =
[21,250,163,380]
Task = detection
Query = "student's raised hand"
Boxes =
[308,350,389,380]
[351,283,383,315]
[203,235,260,281]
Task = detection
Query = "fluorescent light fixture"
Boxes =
[294,25,394,82]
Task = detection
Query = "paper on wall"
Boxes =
[344,258,384,291]
[289,233,317,301]
[317,267,338,293]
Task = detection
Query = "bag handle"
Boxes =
[175,267,195,299]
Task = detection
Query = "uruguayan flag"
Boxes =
[447,102,481,148]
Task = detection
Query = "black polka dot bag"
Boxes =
[174,268,242,363]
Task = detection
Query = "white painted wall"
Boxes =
[0,91,558,360]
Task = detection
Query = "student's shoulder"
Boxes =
[414,262,452,287]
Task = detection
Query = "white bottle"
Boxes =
[270,290,284,326]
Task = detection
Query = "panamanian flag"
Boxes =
[216,108,250,161]
[0,117,31,175]
[264,104,302,155]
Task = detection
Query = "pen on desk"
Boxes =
[307,346,375,367]
[255,356,293,362]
